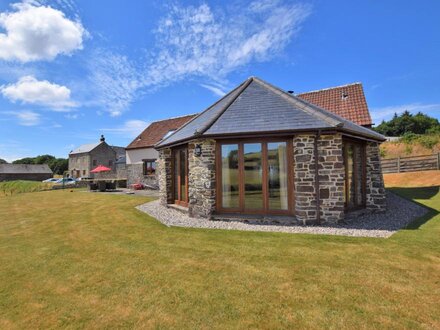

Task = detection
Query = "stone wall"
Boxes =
[188,139,216,218]
[116,163,127,180]
[157,148,173,205]
[68,154,90,178]
[317,134,345,222]
[293,133,345,224]
[293,135,316,224]
[126,163,158,188]
[366,142,386,212]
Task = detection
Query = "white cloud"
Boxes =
[1,75,76,110]
[101,120,150,138]
[4,110,41,126]
[88,49,141,117]
[200,83,227,97]
[371,103,440,123]
[86,1,311,116]
[0,1,85,62]
[146,2,311,86]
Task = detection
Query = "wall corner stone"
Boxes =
[366,142,387,212]
[157,148,173,206]
[188,139,216,218]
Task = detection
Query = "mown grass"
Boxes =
[0,188,439,329]
[0,180,54,197]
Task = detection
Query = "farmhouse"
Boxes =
[125,114,197,187]
[0,164,53,182]
[69,135,125,179]
[126,83,372,189]
[155,77,386,224]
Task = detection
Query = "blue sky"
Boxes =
[0,0,439,161]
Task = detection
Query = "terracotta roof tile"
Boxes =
[297,83,372,126]
[126,114,197,149]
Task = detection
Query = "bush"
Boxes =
[419,134,439,149]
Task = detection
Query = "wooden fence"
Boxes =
[381,153,440,174]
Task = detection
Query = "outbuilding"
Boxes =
[155,77,386,224]
[0,164,53,182]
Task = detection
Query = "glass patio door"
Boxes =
[343,140,366,210]
[218,140,292,215]
[173,147,188,207]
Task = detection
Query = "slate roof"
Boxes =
[70,142,102,155]
[297,83,372,126]
[0,164,53,174]
[156,77,385,148]
[126,114,198,150]
[111,146,126,158]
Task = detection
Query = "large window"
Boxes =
[221,144,239,209]
[143,160,156,176]
[268,142,288,210]
[218,140,292,215]
[344,140,366,209]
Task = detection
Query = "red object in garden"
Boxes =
[131,183,144,190]
[90,165,112,173]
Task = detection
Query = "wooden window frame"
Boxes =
[216,137,294,216]
[172,147,189,207]
[142,159,156,176]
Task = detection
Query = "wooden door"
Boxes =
[173,147,189,207]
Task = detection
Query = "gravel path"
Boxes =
[136,192,428,238]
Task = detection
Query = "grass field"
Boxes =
[384,170,440,187]
[0,187,439,328]
[0,180,54,197]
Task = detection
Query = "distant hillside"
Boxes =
[380,133,440,159]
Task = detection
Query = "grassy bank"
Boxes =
[384,170,440,187]
[0,189,439,328]
[0,180,54,197]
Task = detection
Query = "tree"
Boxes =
[0,158,7,164]
[374,111,440,136]
[12,157,35,165]
[12,155,68,175]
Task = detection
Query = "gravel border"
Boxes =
[136,192,428,238]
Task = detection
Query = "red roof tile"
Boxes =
[126,114,197,149]
[297,83,372,126]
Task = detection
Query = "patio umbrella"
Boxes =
[90,165,112,173]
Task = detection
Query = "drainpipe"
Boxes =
[314,130,321,225]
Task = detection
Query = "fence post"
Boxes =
[397,157,400,173]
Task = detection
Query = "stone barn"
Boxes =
[0,164,53,182]
[69,135,125,179]
[155,77,386,224]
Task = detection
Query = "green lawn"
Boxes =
[0,180,54,197]
[0,188,439,329]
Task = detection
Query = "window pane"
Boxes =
[268,142,288,210]
[244,143,263,209]
[353,145,364,206]
[180,150,187,201]
[221,144,239,208]
[346,144,355,208]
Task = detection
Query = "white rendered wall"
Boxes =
[126,148,159,164]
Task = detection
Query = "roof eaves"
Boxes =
[155,78,251,148]
[194,77,254,136]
